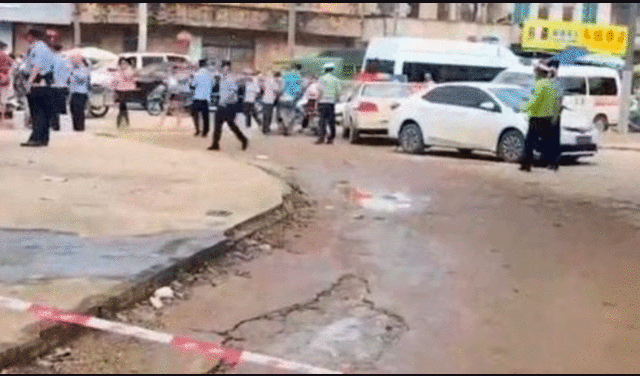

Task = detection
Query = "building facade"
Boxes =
[0,3,74,54]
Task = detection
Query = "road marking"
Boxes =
[0,296,341,374]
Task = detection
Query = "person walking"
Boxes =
[260,71,279,135]
[299,73,320,133]
[278,64,303,135]
[190,59,214,137]
[68,54,90,132]
[0,41,13,128]
[209,61,248,151]
[112,57,136,129]
[21,28,55,147]
[315,63,341,145]
[545,60,563,171]
[242,69,262,129]
[519,62,559,172]
[49,44,71,131]
[160,61,193,128]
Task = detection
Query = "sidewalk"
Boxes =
[0,129,288,368]
[599,131,640,151]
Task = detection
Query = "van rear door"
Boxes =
[586,76,619,125]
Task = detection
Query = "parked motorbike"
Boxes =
[145,83,168,116]
[86,84,111,118]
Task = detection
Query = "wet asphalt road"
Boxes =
[6,120,640,373]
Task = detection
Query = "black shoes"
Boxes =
[207,144,219,151]
[241,138,248,151]
[314,139,324,145]
[519,164,531,172]
[20,140,47,147]
[326,139,334,145]
[194,130,200,136]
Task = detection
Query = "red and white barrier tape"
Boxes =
[0,296,341,374]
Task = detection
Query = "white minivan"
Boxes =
[493,64,621,131]
[118,52,193,70]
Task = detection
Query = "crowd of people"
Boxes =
[0,28,92,146]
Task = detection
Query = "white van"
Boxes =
[493,64,621,131]
[362,37,522,83]
[118,52,193,70]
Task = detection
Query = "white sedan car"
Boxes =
[389,82,599,163]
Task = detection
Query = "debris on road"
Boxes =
[154,286,174,300]
[41,176,68,183]
[149,296,163,310]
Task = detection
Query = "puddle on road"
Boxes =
[335,181,431,214]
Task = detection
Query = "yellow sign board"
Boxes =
[521,19,629,57]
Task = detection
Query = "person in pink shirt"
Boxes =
[111,57,137,128]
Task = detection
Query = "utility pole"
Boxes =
[73,3,81,47]
[138,3,148,53]
[393,3,400,36]
[618,2,637,134]
[288,3,297,60]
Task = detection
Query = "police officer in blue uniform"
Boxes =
[190,59,214,137]
[50,44,71,131]
[68,55,91,131]
[21,29,55,147]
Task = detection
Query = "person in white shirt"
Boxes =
[260,71,280,135]
[68,54,91,131]
[189,59,214,137]
[242,69,262,129]
[49,44,71,131]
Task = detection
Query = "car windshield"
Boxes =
[493,72,534,88]
[361,83,412,98]
[490,88,530,113]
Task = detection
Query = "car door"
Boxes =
[452,86,504,150]
[416,86,470,146]
[560,75,588,116]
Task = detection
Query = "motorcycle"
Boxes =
[145,83,167,116]
[86,84,111,118]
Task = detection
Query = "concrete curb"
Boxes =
[0,191,295,370]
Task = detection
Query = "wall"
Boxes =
[361,18,519,45]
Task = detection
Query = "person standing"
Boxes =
[112,57,136,129]
[209,60,247,151]
[519,62,558,172]
[315,63,340,145]
[50,45,71,131]
[242,69,262,129]
[190,59,214,137]
[545,60,563,171]
[0,41,13,128]
[67,54,90,132]
[299,73,320,132]
[260,71,279,135]
[278,64,303,135]
[21,28,55,147]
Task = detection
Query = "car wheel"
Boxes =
[89,105,109,118]
[349,125,360,144]
[399,122,424,154]
[593,115,608,132]
[497,129,525,163]
[146,100,164,116]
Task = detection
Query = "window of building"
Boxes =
[538,3,550,20]
[588,77,617,96]
[582,3,598,24]
[562,5,574,22]
[513,3,531,26]
[437,3,450,21]
[407,3,420,19]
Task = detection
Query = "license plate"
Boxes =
[576,136,592,145]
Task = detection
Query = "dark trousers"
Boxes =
[262,103,274,134]
[243,102,261,128]
[545,118,561,167]
[28,87,54,144]
[212,105,247,147]
[70,93,88,131]
[191,99,209,135]
[26,92,37,137]
[115,90,131,128]
[49,88,68,131]
[317,103,336,141]
[521,116,553,168]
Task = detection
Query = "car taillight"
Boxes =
[357,102,378,112]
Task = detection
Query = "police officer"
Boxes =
[520,61,559,172]
[209,61,248,151]
[190,59,213,137]
[21,28,55,147]
[68,54,91,132]
[50,44,71,131]
[315,62,340,145]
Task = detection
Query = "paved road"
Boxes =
[7,116,640,373]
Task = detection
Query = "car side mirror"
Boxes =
[479,101,499,112]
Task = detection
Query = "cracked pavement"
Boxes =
[6,122,640,373]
